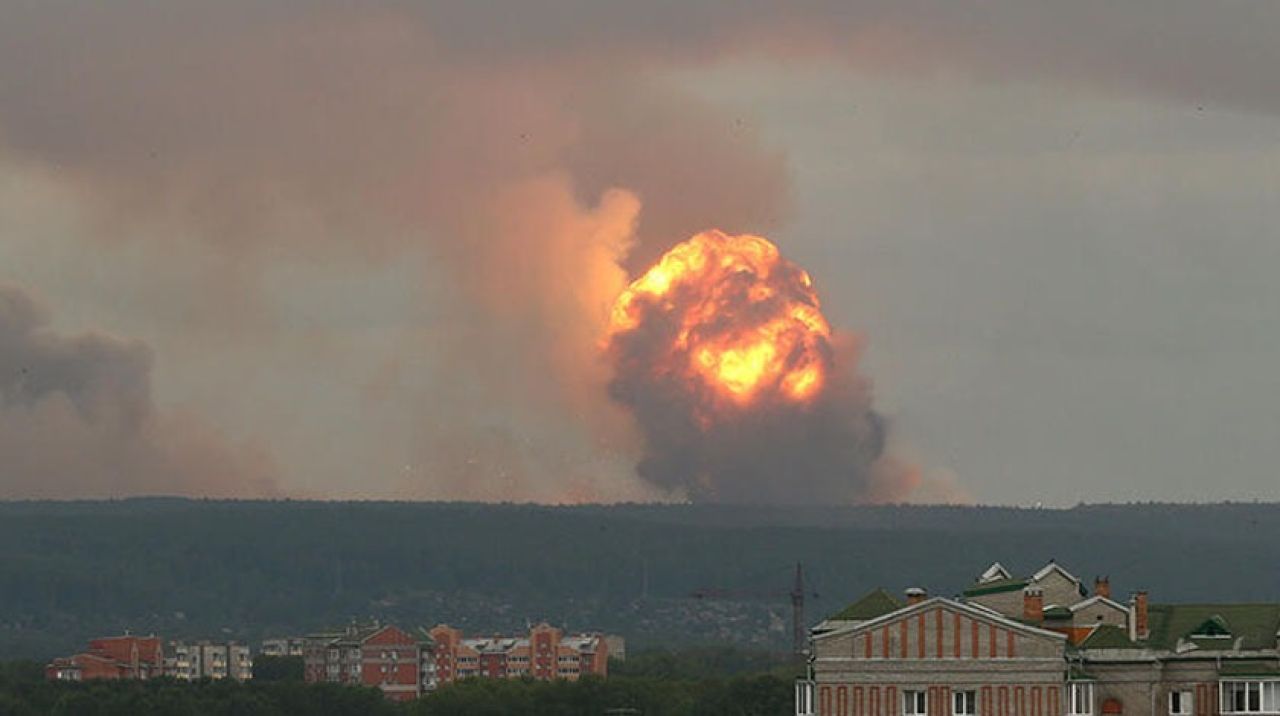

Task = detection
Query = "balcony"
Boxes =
[795,680,815,716]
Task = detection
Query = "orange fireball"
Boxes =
[607,230,831,406]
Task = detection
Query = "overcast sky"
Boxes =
[1,2,1278,505]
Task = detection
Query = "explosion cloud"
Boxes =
[605,230,908,504]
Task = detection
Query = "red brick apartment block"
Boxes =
[46,635,165,681]
[428,622,608,688]
[303,623,424,702]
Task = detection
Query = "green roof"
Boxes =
[830,588,903,621]
[1044,606,1073,620]
[1145,604,1280,651]
[1079,625,1138,650]
[963,578,1028,597]
[1190,615,1232,637]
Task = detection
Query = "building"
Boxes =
[798,560,1280,716]
[45,635,165,682]
[428,622,609,687]
[260,637,307,658]
[303,622,426,702]
[164,641,252,681]
[604,634,627,662]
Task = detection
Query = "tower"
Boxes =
[791,562,806,657]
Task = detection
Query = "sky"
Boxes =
[1,2,1278,505]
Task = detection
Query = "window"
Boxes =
[1171,691,1193,716]
[955,691,978,716]
[795,680,815,716]
[905,690,928,716]
[1222,681,1280,714]
[1068,683,1095,716]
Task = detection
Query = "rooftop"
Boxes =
[1146,603,1280,651]
[829,588,903,622]
[962,577,1028,597]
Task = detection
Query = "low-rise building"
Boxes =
[45,635,165,682]
[799,560,1280,716]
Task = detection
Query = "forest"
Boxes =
[1,499,1278,660]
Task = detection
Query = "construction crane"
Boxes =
[690,562,818,658]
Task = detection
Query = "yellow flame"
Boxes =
[608,230,831,407]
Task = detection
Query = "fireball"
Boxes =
[606,230,832,408]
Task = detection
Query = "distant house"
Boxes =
[46,635,165,681]
[798,560,1280,716]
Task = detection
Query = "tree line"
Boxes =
[0,655,795,716]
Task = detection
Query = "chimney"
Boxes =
[1023,587,1044,622]
[905,587,927,606]
[1131,591,1149,640]
[1094,576,1111,600]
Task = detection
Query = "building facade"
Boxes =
[428,622,609,687]
[799,561,1280,716]
[45,635,165,682]
[303,623,425,702]
[164,641,252,681]
[260,637,307,658]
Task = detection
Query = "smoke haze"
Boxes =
[0,285,278,498]
[0,2,1275,501]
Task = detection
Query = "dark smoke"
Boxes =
[0,285,279,498]
[606,276,905,506]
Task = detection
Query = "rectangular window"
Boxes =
[1170,691,1193,716]
[1222,681,1280,714]
[1068,683,1094,716]
[905,690,928,716]
[955,691,978,716]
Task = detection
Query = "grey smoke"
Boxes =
[0,285,279,498]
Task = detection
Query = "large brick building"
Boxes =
[303,623,426,702]
[798,561,1280,716]
[45,635,165,682]
[428,622,608,687]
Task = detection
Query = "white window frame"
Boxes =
[1221,680,1280,715]
[795,680,815,716]
[955,690,978,716]
[904,690,929,716]
[1068,682,1095,716]
[1170,690,1193,716]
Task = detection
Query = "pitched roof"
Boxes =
[1079,625,1138,650]
[963,577,1028,597]
[1032,561,1082,587]
[1145,604,1280,651]
[815,595,1068,643]
[829,589,903,621]
[1070,596,1129,614]
[980,562,1013,583]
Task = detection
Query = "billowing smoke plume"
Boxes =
[0,285,278,498]
[605,231,913,504]
[2,1,1272,499]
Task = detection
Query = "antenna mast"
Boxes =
[791,562,806,657]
